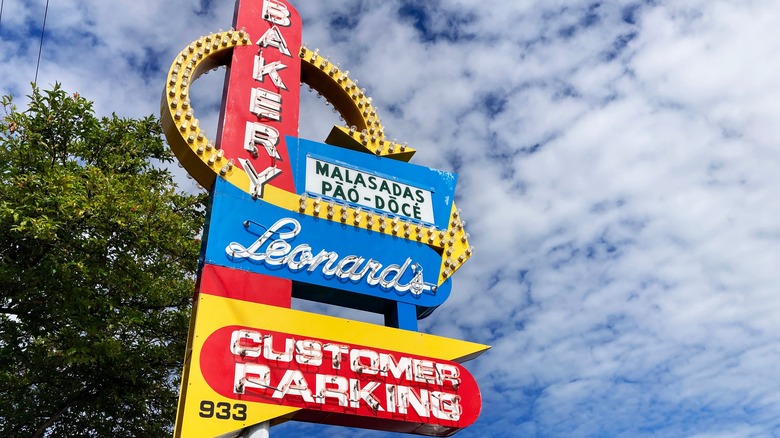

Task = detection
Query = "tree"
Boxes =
[0,84,205,437]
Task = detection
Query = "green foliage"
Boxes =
[0,84,205,437]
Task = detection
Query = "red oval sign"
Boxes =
[200,325,482,435]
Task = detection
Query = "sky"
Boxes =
[2,0,780,437]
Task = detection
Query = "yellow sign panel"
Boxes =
[174,294,489,437]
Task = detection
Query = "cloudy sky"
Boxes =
[3,0,780,436]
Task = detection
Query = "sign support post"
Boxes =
[244,421,269,438]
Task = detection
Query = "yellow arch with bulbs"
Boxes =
[161,31,471,284]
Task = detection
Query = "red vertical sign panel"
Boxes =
[216,0,302,192]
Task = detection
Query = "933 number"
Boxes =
[199,400,247,421]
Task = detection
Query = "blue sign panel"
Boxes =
[287,137,457,230]
[204,178,452,309]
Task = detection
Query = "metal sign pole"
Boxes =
[245,422,269,438]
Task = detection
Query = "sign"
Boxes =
[288,137,457,229]
[204,178,452,311]
[208,328,478,425]
[174,292,488,438]
[306,155,435,223]
[161,0,487,436]
[216,0,303,195]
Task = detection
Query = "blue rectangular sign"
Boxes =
[287,137,457,230]
[204,178,452,309]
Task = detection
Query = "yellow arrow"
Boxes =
[174,294,489,437]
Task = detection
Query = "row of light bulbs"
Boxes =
[298,46,415,158]
[297,194,473,280]
[166,30,250,178]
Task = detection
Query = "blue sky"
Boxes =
[3,0,780,437]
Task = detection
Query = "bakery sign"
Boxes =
[161,0,487,437]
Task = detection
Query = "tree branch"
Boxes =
[31,398,76,438]
[0,307,17,316]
